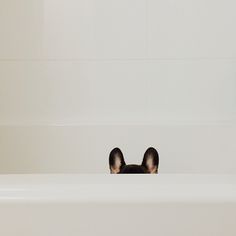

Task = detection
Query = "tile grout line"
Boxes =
[0,58,236,62]
[145,0,149,59]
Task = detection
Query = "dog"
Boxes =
[109,147,159,174]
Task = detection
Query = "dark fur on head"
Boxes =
[119,164,148,174]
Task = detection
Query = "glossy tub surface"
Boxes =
[0,174,235,236]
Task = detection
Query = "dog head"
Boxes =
[109,147,159,174]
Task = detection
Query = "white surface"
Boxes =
[0,174,235,202]
[0,0,235,174]
[0,60,235,124]
[148,0,236,58]
[43,0,146,59]
[1,0,236,59]
[0,124,236,174]
[0,174,235,236]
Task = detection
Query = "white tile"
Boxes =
[0,60,235,124]
[146,60,236,123]
[43,61,149,123]
[0,61,149,124]
[0,0,146,59]
[0,62,49,122]
[0,0,43,59]
[85,61,149,122]
[0,62,91,124]
[147,0,236,58]
[43,0,146,59]
[0,125,235,173]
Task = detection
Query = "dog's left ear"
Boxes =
[141,147,159,174]
[109,148,126,174]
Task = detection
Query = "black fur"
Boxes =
[119,164,148,174]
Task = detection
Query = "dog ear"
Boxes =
[109,148,126,174]
[141,147,159,174]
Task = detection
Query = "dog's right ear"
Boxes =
[141,147,159,174]
[109,148,126,174]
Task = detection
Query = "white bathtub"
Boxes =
[0,174,235,236]
[1,0,236,235]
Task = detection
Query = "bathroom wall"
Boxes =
[0,0,235,173]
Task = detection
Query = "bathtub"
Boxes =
[1,0,236,235]
[0,174,235,236]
